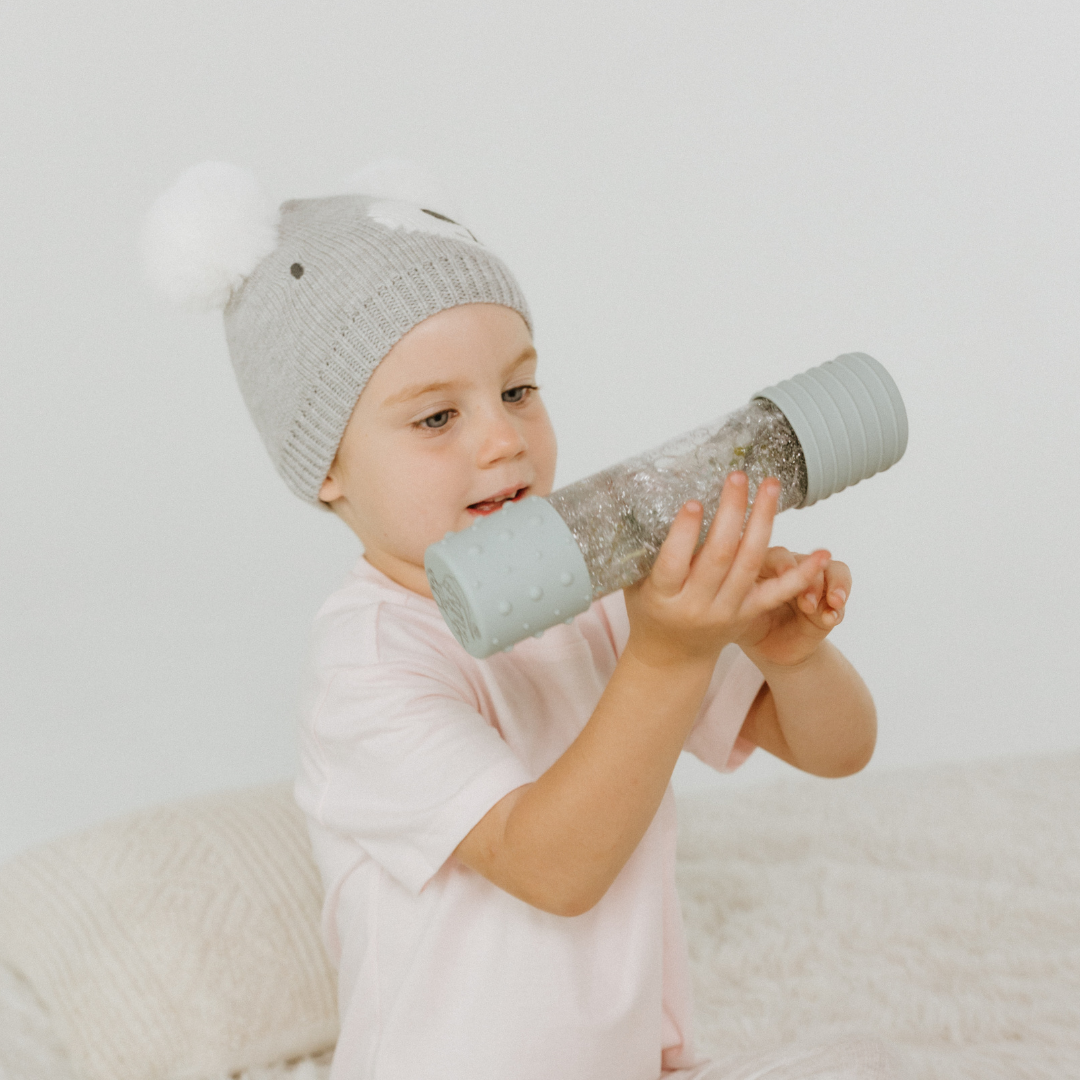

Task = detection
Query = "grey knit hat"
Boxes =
[144,162,532,505]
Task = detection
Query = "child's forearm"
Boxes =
[744,641,877,778]
[455,648,717,917]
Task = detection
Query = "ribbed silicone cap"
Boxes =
[424,496,594,659]
[754,352,908,507]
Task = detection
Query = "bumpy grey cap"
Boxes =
[221,195,532,504]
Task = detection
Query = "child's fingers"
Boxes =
[798,567,826,615]
[708,477,781,606]
[748,549,831,618]
[687,472,751,594]
[648,501,705,596]
[820,559,851,626]
[799,558,851,621]
[824,560,852,610]
[760,546,798,579]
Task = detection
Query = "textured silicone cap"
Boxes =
[424,496,594,659]
[754,352,908,507]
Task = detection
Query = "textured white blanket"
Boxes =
[1,753,1077,1080]
[676,752,1080,1079]
[0,786,337,1080]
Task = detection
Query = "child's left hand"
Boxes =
[736,547,851,669]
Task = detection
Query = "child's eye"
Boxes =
[502,384,537,404]
[417,409,454,430]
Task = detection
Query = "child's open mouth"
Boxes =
[467,487,528,516]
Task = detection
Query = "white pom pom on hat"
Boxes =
[143,158,461,310]
[142,161,280,310]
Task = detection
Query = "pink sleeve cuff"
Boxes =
[407,755,534,896]
[685,650,765,773]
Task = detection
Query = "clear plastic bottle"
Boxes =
[425,352,908,658]
[547,399,808,596]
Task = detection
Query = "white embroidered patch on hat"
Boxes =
[367,200,480,244]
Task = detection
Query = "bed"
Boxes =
[1,752,1077,1080]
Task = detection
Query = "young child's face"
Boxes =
[319,303,557,597]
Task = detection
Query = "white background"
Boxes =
[2,1,1077,864]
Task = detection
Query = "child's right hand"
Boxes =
[623,472,831,671]
[457,472,831,918]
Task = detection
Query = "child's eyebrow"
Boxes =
[382,347,538,408]
[383,380,455,407]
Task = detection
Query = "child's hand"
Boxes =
[623,472,831,671]
[736,547,851,669]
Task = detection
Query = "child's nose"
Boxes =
[476,407,527,463]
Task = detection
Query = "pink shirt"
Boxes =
[294,555,764,1080]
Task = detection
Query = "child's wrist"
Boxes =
[742,637,828,678]
[622,632,723,679]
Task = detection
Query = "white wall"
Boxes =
[2,1,1078,863]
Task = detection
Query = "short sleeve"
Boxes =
[684,644,764,772]
[301,640,532,897]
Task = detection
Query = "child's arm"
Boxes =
[738,645,876,779]
[453,472,862,917]
[734,546,877,778]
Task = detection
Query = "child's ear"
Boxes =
[319,464,343,506]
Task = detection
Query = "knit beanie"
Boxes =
[143,161,532,505]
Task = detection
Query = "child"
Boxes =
[147,163,902,1080]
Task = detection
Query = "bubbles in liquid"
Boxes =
[546,399,808,597]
